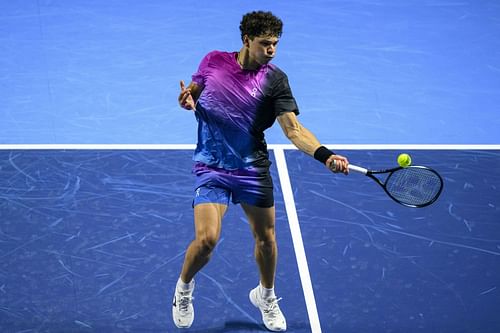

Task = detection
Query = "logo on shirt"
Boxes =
[250,87,258,98]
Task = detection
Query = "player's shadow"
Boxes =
[187,320,311,332]
[224,321,263,331]
[188,320,263,332]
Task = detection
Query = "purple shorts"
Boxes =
[192,163,274,208]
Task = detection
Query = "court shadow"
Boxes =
[223,321,264,331]
[187,320,311,332]
[187,320,263,332]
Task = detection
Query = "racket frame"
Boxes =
[348,164,444,208]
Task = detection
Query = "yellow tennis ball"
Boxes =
[397,153,412,167]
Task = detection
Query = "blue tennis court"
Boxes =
[1,1,500,332]
[1,148,499,332]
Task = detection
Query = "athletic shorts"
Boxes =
[192,162,274,208]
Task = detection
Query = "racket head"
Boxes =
[382,166,444,208]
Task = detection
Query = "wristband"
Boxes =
[313,146,335,164]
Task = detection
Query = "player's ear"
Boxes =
[243,35,250,48]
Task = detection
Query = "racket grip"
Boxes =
[348,164,368,174]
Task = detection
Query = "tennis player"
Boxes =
[173,11,349,331]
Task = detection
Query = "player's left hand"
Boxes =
[326,154,349,175]
[179,80,196,110]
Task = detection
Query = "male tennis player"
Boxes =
[173,11,349,331]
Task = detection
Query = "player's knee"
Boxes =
[256,228,275,243]
[256,235,276,253]
[197,236,217,256]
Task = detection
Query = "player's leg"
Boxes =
[241,203,277,288]
[180,202,227,283]
[242,203,287,332]
[173,185,228,329]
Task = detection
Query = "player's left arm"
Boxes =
[178,80,202,111]
[277,112,349,174]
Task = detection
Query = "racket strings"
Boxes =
[385,168,442,206]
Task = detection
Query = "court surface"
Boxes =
[1,0,499,144]
[2,0,500,332]
[1,147,499,332]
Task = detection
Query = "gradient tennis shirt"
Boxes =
[191,50,299,171]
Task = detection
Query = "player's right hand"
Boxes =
[327,154,349,175]
[179,80,196,110]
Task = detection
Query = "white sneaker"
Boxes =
[249,286,287,331]
[172,282,195,328]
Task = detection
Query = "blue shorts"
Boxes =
[192,163,274,208]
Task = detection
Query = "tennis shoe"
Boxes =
[172,282,195,328]
[249,286,287,331]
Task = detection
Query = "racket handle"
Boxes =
[348,164,368,174]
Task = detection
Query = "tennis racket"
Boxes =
[347,164,444,208]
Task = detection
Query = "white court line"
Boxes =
[270,144,500,150]
[274,148,322,333]
[0,144,197,150]
[0,144,500,150]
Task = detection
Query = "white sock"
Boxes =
[259,282,275,299]
[177,277,194,292]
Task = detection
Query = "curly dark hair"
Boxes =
[239,11,283,41]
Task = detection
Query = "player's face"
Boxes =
[247,35,279,65]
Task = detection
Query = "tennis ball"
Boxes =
[397,153,412,167]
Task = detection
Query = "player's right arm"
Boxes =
[277,111,349,174]
[178,80,202,111]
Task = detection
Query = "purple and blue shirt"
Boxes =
[191,50,299,171]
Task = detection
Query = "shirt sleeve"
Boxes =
[191,52,214,88]
[272,75,300,117]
